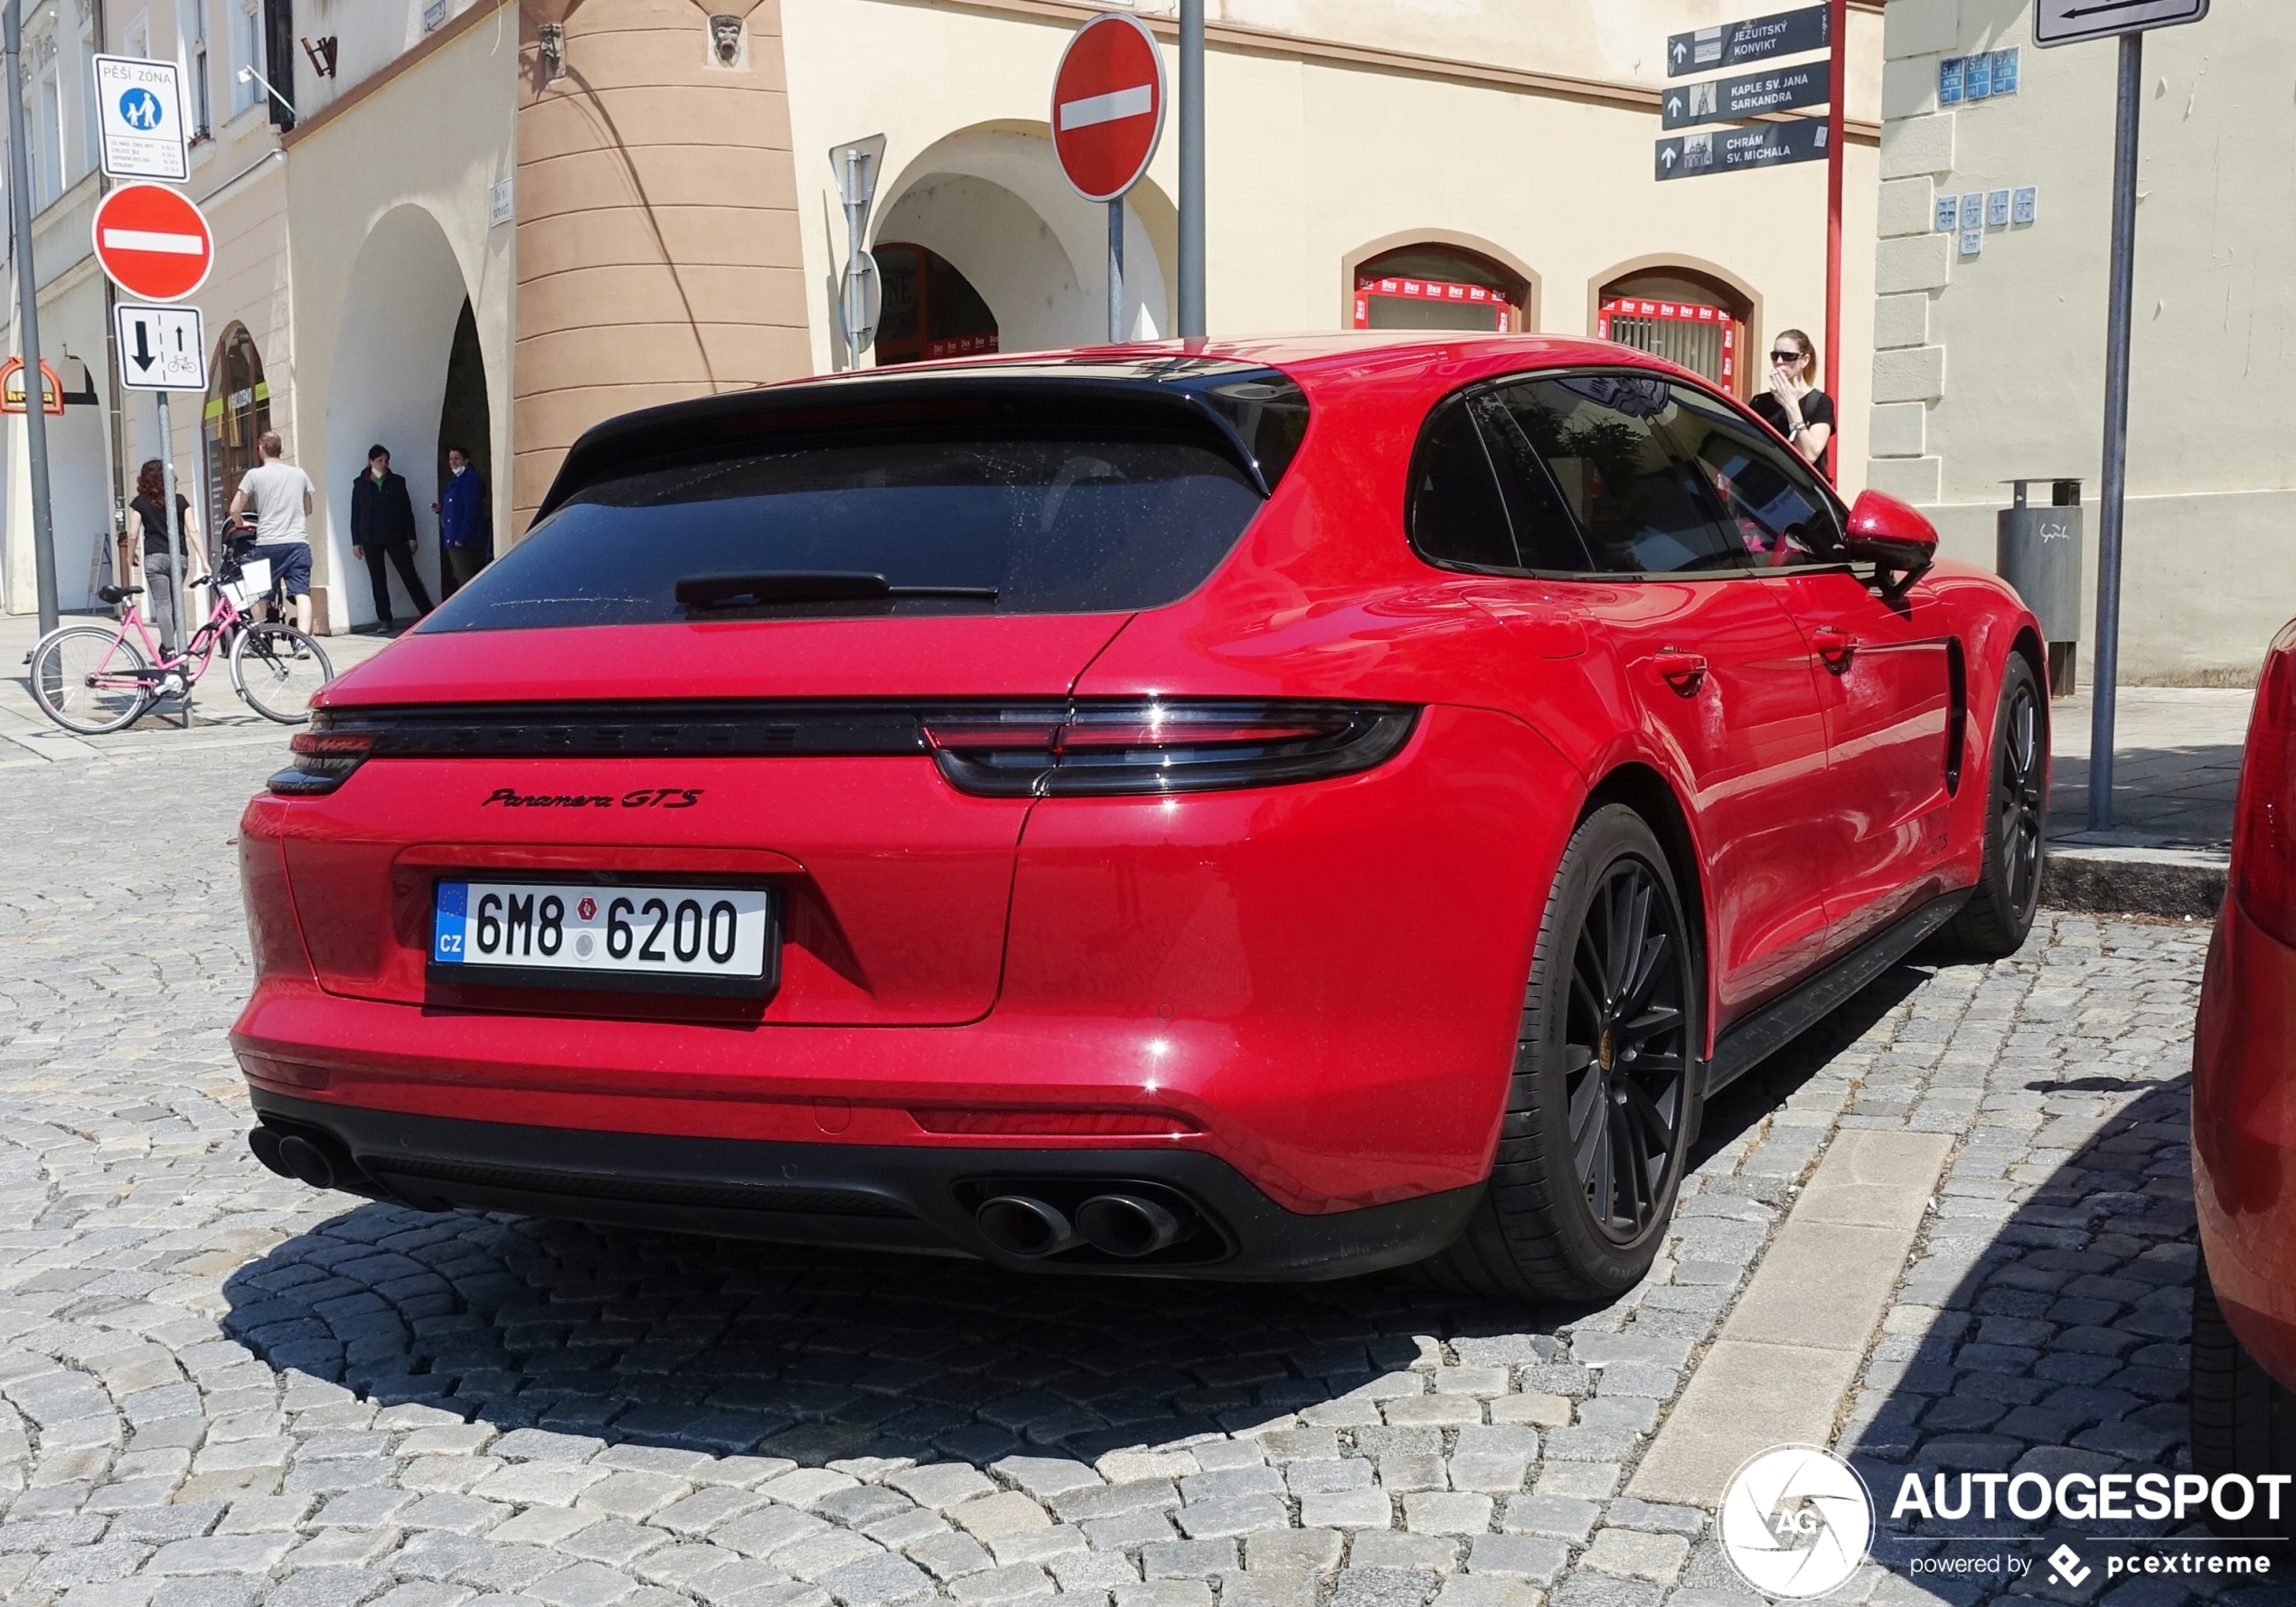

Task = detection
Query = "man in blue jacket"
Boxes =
[433,445,493,597]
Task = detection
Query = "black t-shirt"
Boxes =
[131,493,193,558]
[1748,389,1835,478]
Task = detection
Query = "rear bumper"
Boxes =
[2195,893,2296,1384]
[249,1089,1480,1281]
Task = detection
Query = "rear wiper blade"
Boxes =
[675,572,1000,609]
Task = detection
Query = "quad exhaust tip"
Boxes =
[975,1195,1080,1257]
[248,1125,343,1191]
[974,1190,1192,1259]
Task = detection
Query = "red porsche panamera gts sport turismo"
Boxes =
[233,336,2047,1299]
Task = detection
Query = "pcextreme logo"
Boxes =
[1719,1445,1876,1598]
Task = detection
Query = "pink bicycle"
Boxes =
[27,551,333,734]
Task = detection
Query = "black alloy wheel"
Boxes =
[1938,653,2047,960]
[1567,860,1692,1244]
[1995,675,2046,918]
[1426,804,1700,1302]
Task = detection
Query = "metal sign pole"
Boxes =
[842,148,863,366]
[1821,0,1846,480]
[1177,0,1205,338]
[2087,30,2142,832]
[1108,201,1124,343]
[5,0,60,634]
[158,388,191,724]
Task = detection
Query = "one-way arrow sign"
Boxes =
[2034,0,2207,48]
[1664,60,1830,129]
[1668,4,1831,77]
[114,302,205,391]
[1656,117,1830,181]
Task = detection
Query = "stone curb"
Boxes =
[2042,846,2227,920]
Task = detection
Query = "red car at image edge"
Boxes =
[2194,616,2296,1496]
[231,335,2049,1299]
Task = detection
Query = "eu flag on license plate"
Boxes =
[432,882,469,964]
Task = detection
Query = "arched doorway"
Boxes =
[871,127,1172,358]
[203,324,269,536]
[1595,265,1755,398]
[1352,244,1529,333]
[326,205,477,629]
[435,298,492,594]
[874,243,999,365]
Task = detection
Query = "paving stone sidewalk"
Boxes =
[0,739,2227,1607]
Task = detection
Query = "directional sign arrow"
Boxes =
[1672,39,1688,63]
[1667,93,1684,116]
[130,320,155,372]
[1662,146,1680,168]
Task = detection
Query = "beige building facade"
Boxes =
[1868,1,2292,683]
[6,0,1888,633]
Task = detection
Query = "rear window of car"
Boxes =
[421,375,1306,634]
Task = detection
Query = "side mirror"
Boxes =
[1843,488,1940,575]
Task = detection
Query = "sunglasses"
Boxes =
[1770,350,1807,364]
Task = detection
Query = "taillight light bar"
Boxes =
[266,699,1421,800]
[268,719,376,795]
[2234,625,2296,945]
[923,700,1418,797]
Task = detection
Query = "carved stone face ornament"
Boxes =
[710,14,743,67]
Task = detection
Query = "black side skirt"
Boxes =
[1703,887,1972,1098]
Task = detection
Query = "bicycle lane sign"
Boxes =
[114,303,205,391]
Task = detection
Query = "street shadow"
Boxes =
[1832,1067,2217,1600]
[215,963,1936,1471]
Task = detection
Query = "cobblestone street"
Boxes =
[0,735,2237,1607]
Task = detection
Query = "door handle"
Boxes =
[1651,649,1708,695]
[1813,625,1858,670]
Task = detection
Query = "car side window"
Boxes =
[1470,398,1599,572]
[1491,375,1749,576]
[1665,383,1845,567]
[1407,393,1522,571]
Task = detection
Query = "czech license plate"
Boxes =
[429,879,777,996]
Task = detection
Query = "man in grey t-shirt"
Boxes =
[228,430,316,633]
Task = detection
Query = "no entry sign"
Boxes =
[91,182,213,303]
[1051,13,1165,202]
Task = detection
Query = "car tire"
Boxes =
[1425,804,1701,1302]
[1936,653,2046,962]
[2192,1260,2296,1538]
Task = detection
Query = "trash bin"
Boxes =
[1997,478,2084,697]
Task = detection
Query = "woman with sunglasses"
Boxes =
[1748,328,1833,478]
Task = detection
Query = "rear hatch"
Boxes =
[273,358,1310,1026]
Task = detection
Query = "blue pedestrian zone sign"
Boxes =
[118,87,164,130]
[92,55,187,182]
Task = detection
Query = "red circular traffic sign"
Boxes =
[1050,13,1166,202]
[91,182,213,303]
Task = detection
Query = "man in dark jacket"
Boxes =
[350,444,434,632]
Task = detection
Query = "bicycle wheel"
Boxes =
[29,625,155,735]
[231,624,334,723]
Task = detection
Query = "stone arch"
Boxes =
[869,122,1173,361]
[325,205,474,627]
[1339,230,1543,332]
[1587,252,1768,395]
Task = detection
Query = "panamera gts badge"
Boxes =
[480,786,702,809]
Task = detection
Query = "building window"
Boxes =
[230,0,259,116]
[1353,246,1526,333]
[872,243,999,366]
[33,35,61,207]
[73,0,99,178]
[177,0,212,136]
[1596,268,1753,397]
[203,324,269,534]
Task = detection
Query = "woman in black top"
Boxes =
[1747,327,1835,480]
[126,458,204,657]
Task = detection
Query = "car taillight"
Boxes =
[268,715,376,795]
[922,700,1418,797]
[2234,625,2296,945]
